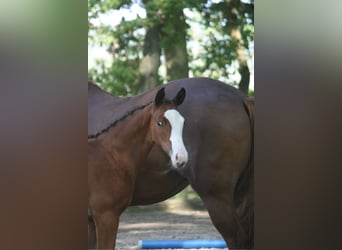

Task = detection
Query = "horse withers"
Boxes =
[88,87,188,249]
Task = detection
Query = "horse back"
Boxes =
[88,81,128,136]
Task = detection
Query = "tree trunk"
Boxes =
[163,8,189,81]
[137,1,162,94]
[225,0,250,95]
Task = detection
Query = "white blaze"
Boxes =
[164,109,188,168]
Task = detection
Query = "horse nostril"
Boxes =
[176,161,185,168]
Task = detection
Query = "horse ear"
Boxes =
[155,87,165,106]
[173,88,186,106]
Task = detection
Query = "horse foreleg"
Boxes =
[93,210,119,250]
[203,196,249,249]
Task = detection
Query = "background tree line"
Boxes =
[88,0,254,96]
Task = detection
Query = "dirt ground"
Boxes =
[116,199,228,250]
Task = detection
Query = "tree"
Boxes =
[88,0,254,95]
[136,0,162,93]
[161,1,189,81]
[193,0,254,94]
[137,0,190,92]
[224,0,253,94]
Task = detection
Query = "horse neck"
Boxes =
[104,104,154,167]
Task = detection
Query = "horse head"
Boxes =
[150,87,188,169]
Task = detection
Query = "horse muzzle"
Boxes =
[171,150,189,169]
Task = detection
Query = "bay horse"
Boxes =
[88,77,254,249]
[88,87,188,249]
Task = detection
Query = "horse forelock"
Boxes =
[157,99,174,106]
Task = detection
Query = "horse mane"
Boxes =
[88,101,153,139]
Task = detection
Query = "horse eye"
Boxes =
[157,120,163,127]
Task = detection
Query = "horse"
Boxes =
[88,87,188,249]
[88,77,254,249]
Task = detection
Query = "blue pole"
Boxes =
[139,239,227,249]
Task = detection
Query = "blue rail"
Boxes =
[139,239,227,249]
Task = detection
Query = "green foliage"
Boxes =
[248,89,254,97]
[88,0,254,93]
[88,58,139,96]
[186,1,254,86]
[89,0,132,17]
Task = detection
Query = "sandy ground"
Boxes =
[116,200,228,250]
